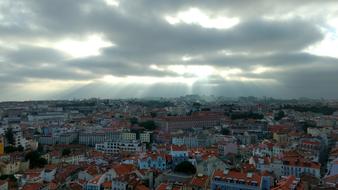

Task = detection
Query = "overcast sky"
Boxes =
[1,0,338,100]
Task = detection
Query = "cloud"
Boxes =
[0,0,338,100]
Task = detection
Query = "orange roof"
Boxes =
[113,164,135,176]
[45,164,58,171]
[156,183,168,190]
[88,175,102,184]
[102,181,112,188]
[282,157,320,169]
[48,182,58,190]
[271,176,303,190]
[69,182,83,190]
[22,184,43,190]
[213,169,262,186]
[191,175,209,187]
[135,184,150,190]
[171,145,187,151]
[242,163,257,172]
[84,165,100,176]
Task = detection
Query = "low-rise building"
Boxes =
[138,153,167,170]
[211,169,272,190]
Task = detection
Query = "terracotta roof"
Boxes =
[191,174,209,187]
[48,182,58,190]
[113,164,135,176]
[22,183,43,190]
[45,164,58,171]
[156,183,168,190]
[282,157,320,169]
[271,176,304,190]
[102,181,112,188]
[88,175,103,185]
[69,182,83,190]
[135,184,150,190]
[84,165,100,176]
[171,145,187,151]
[213,169,262,186]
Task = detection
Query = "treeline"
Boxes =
[130,118,157,131]
[228,111,264,120]
[283,104,337,115]
[127,100,174,108]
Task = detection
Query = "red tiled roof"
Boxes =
[282,157,320,169]
[84,165,100,176]
[271,176,303,190]
[156,183,168,190]
[88,175,103,184]
[171,145,187,151]
[22,183,43,190]
[102,181,112,188]
[213,169,262,186]
[191,174,209,187]
[113,164,135,176]
[135,184,150,190]
[48,182,58,190]
[69,182,83,190]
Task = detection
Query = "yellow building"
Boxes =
[273,132,288,143]
[121,132,137,141]
[0,136,4,155]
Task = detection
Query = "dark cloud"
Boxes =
[4,46,67,64]
[0,0,337,100]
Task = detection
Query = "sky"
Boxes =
[0,0,338,100]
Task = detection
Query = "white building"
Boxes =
[95,140,145,154]
[140,132,151,143]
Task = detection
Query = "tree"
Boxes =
[274,110,285,121]
[62,148,71,156]
[150,112,157,118]
[5,128,15,145]
[25,151,47,168]
[139,120,157,131]
[221,128,231,135]
[231,112,264,120]
[17,145,24,152]
[4,146,22,153]
[130,117,138,125]
[174,161,196,175]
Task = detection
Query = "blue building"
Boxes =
[138,153,168,170]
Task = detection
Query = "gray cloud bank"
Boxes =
[0,0,338,100]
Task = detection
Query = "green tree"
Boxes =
[221,128,231,135]
[274,110,285,121]
[150,112,157,118]
[25,151,47,168]
[5,128,15,145]
[139,120,157,131]
[130,117,138,125]
[17,145,24,152]
[174,161,196,175]
[62,148,71,156]
[4,146,23,153]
